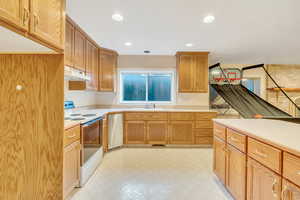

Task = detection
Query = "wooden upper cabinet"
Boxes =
[177,55,194,92]
[193,55,208,92]
[176,52,209,93]
[169,121,194,144]
[0,0,29,31]
[74,29,86,71]
[226,145,246,200]
[213,137,226,185]
[65,18,75,67]
[0,0,65,52]
[30,0,65,49]
[99,49,117,92]
[147,121,168,144]
[85,40,98,90]
[247,158,281,200]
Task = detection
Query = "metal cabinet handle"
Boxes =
[33,14,40,31]
[23,8,29,25]
[271,178,278,197]
[281,185,288,200]
[254,149,267,158]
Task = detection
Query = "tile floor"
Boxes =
[70,148,233,200]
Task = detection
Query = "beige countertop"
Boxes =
[64,120,81,130]
[213,119,300,156]
[64,108,217,129]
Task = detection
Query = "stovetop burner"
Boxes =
[71,117,86,121]
[82,114,97,117]
[70,113,82,117]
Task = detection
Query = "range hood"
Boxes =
[64,66,91,81]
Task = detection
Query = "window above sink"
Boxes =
[119,70,175,104]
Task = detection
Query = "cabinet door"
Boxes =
[63,141,81,199]
[213,137,226,185]
[247,158,281,200]
[226,145,246,200]
[169,121,194,144]
[30,0,65,49]
[125,121,146,144]
[74,29,86,71]
[65,19,74,67]
[0,0,29,31]
[147,121,168,144]
[177,55,194,92]
[99,50,116,92]
[193,55,208,92]
[86,40,98,90]
[282,179,300,200]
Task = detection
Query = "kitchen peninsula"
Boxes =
[213,119,300,200]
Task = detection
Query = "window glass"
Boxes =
[123,74,147,101]
[121,72,173,102]
[148,74,171,101]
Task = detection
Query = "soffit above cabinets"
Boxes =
[0,27,54,53]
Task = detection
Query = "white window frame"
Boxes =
[119,69,176,104]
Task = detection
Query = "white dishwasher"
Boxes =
[108,114,123,149]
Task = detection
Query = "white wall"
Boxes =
[95,55,209,106]
[64,80,98,107]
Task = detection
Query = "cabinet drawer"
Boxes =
[194,129,213,137]
[227,128,246,152]
[195,112,217,120]
[248,138,282,173]
[283,152,300,186]
[125,112,146,120]
[195,136,213,145]
[195,120,213,128]
[214,123,226,140]
[144,112,168,120]
[64,125,81,147]
[169,112,194,120]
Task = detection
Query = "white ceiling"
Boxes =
[67,0,300,64]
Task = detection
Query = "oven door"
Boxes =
[81,119,102,146]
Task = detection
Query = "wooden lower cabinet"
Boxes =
[125,121,146,144]
[282,179,300,200]
[63,141,81,199]
[213,137,226,185]
[169,121,194,144]
[226,144,246,200]
[147,121,168,144]
[247,158,281,200]
[123,112,215,145]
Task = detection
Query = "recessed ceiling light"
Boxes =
[186,43,194,47]
[112,13,124,22]
[203,15,215,23]
[124,42,132,46]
